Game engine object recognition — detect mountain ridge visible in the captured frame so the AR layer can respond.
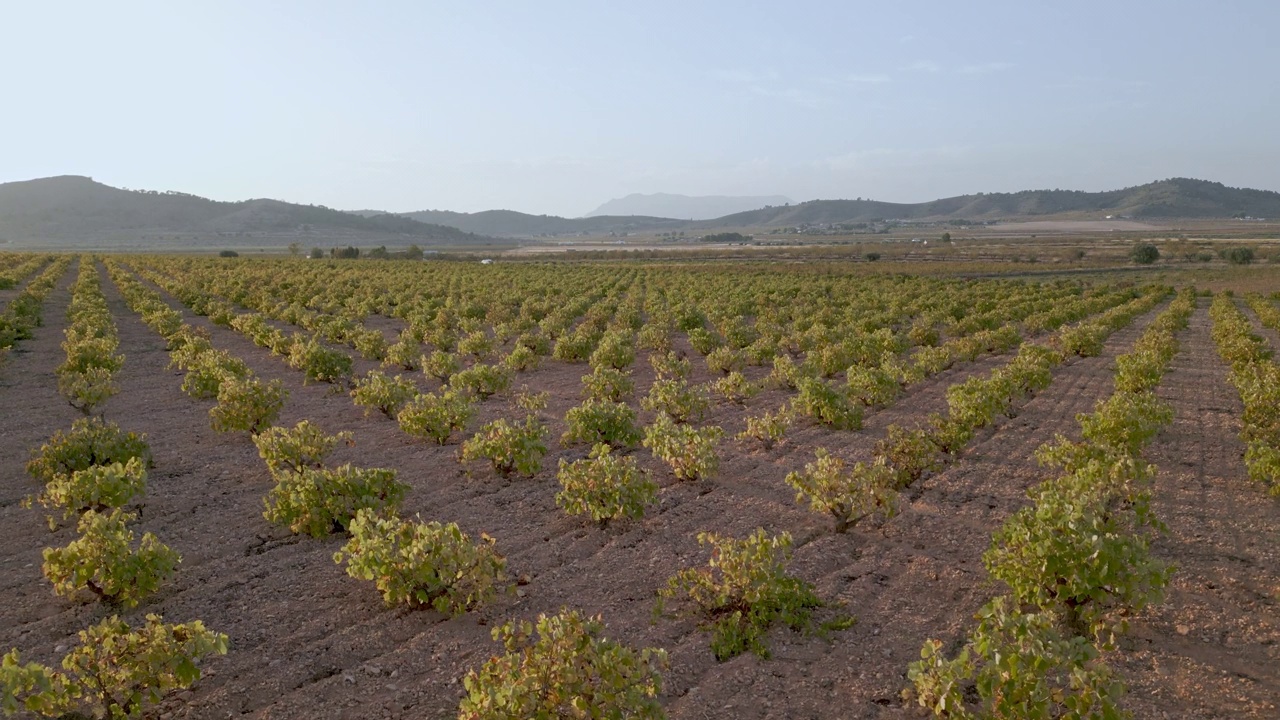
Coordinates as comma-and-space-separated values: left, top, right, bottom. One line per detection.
381, 178, 1280, 237
3, 176, 1278, 247
0, 175, 486, 247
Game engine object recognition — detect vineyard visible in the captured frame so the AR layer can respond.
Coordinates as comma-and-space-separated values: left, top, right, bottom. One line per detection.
1, 253, 1277, 719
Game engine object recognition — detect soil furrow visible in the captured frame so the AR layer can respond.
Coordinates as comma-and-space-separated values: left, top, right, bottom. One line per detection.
1108, 301, 1280, 719
10, 266, 1271, 720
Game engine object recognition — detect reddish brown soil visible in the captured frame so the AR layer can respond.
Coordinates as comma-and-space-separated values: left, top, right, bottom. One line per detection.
1106, 301, 1280, 718
2, 269, 1277, 720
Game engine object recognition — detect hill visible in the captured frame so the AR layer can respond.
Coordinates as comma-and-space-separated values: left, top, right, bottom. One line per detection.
0, 176, 487, 249
703, 178, 1280, 228
583, 193, 792, 220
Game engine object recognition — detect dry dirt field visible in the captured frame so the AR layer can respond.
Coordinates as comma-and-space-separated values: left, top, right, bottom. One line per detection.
1, 257, 1278, 719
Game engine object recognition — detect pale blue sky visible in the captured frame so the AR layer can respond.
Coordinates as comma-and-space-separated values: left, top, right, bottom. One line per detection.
4, 1, 1277, 216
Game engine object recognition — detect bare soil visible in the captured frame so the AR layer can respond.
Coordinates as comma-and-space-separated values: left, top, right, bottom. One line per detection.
988, 220, 1167, 234
1109, 301, 1280, 718
1, 270, 1277, 719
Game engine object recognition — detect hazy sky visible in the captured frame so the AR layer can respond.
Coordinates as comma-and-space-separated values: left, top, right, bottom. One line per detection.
4, 1, 1278, 216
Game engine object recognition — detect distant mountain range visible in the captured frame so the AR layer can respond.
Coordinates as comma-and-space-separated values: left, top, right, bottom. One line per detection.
583, 193, 793, 220
2, 176, 1277, 249
0, 176, 485, 248
375, 179, 1280, 237
373, 194, 795, 238
379, 209, 688, 238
